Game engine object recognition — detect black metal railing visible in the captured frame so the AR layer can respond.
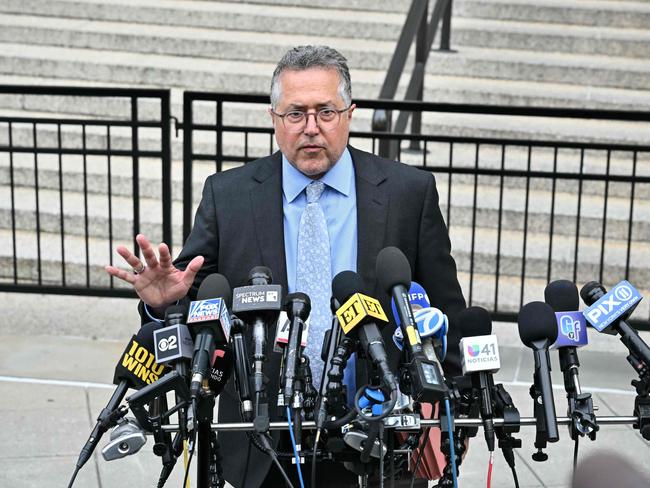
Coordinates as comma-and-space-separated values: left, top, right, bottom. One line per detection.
0, 86, 172, 297
181, 92, 650, 328
373, 0, 454, 160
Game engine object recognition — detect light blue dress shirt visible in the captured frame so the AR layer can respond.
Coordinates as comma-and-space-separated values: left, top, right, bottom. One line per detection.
282, 148, 357, 292
282, 148, 357, 397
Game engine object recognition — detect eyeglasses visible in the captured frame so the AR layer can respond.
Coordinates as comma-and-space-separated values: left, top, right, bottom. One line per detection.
270, 105, 352, 133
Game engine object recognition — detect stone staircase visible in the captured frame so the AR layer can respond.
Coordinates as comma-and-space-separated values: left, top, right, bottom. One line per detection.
0, 0, 649, 320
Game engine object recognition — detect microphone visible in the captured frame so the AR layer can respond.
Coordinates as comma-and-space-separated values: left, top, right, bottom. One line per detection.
517, 302, 560, 444
232, 266, 283, 416
207, 344, 235, 397
230, 316, 254, 421
332, 270, 397, 392
282, 292, 311, 405
187, 273, 232, 399
545, 280, 598, 440
581, 280, 650, 371
154, 304, 194, 379
458, 306, 500, 452
72, 322, 164, 475
376, 246, 447, 401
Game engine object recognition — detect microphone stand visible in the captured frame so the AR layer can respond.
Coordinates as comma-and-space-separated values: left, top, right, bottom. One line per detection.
558, 347, 598, 444
529, 371, 549, 462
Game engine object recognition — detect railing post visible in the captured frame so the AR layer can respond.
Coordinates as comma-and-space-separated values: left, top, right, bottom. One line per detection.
439, 0, 453, 51
182, 92, 193, 244
372, 109, 393, 159
409, 0, 428, 151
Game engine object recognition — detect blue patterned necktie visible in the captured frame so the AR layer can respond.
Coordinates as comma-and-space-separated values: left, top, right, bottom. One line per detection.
296, 180, 331, 386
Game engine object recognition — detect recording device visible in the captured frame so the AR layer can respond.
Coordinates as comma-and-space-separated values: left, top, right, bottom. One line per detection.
376, 246, 447, 401
282, 292, 311, 405
71, 322, 164, 477
332, 270, 397, 392
518, 302, 560, 446
545, 280, 598, 440
232, 266, 283, 417
101, 417, 147, 461
187, 273, 232, 399
458, 306, 500, 452
581, 280, 650, 371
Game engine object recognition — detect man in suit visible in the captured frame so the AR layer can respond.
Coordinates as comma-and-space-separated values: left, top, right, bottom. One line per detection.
106, 45, 466, 487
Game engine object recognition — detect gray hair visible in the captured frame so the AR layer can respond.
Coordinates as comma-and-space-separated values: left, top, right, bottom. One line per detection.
270, 45, 352, 109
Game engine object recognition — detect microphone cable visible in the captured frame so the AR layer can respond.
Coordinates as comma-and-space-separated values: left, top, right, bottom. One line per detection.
182, 399, 198, 488
287, 406, 306, 488
486, 451, 494, 488
409, 425, 431, 488
444, 397, 459, 488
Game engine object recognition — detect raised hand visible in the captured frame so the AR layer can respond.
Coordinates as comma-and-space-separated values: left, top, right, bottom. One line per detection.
105, 234, 204, 309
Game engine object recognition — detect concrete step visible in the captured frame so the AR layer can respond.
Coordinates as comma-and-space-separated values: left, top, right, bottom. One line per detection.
0, 0, 406, 41
221, 0, 411, 13
0, 185, 182, 242
453, 17, 650, 59
455, 0, 650, 29
4, 73, 650, 117
426, 46, 650, 91
0, 13, 396, 71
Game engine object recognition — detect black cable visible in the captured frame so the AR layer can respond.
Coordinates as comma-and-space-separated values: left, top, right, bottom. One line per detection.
66, 466, 80, 488
409, 427, 431, 488
182, 439, 195, 488
510, 464, 520, 488
269, 448, 296, 488
573, 437, 579, 472
311, 429, 320, 488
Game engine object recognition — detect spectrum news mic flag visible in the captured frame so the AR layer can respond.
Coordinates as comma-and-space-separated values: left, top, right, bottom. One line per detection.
70, 322, 166, 485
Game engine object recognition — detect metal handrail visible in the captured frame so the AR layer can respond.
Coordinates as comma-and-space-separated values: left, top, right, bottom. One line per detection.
373, 0, 454, 159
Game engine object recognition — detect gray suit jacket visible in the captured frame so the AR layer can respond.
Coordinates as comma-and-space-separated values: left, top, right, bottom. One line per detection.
174, 145, 466, 487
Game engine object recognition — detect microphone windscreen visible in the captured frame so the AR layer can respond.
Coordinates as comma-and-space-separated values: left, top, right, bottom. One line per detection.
135, 321, 160, 350
284, 292, 311, 320
457, 306, 492, 337
517, 301, 558, 347
248, 266, 273, 285
376, 246, 411, 292
207, 344, 234, 396
332, 270, 365, 303
164, 304, 187, 323
197, 273, 232, 306
580, 281, 606, 306
544, 280, 579, 312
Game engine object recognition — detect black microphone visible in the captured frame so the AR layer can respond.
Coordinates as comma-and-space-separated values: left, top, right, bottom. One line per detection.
187, 273, 232, 399
154, 304, 194, 379
282, 292, 311, 405
376, 246, 447, 401
545, 280, 598, 440
332, 270, 397, 392
518, 301, 560, 443
230, 315, 254, 421
207, 343, 235, 397
231, 266, 283, 416
458, 306, 500, 452
72, 322, 164, 475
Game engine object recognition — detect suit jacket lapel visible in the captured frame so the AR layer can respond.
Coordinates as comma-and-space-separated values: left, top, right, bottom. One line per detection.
351, 147, 389, 291
250, 152, 289, 291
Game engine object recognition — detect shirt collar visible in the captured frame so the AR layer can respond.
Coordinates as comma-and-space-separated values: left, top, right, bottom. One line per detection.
282, 148, 353, 203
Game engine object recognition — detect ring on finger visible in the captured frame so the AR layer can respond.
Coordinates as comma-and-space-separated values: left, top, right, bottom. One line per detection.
132, 263, 146, 274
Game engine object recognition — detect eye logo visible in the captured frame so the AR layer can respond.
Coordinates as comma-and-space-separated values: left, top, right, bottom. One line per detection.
467, 344, 480, 357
